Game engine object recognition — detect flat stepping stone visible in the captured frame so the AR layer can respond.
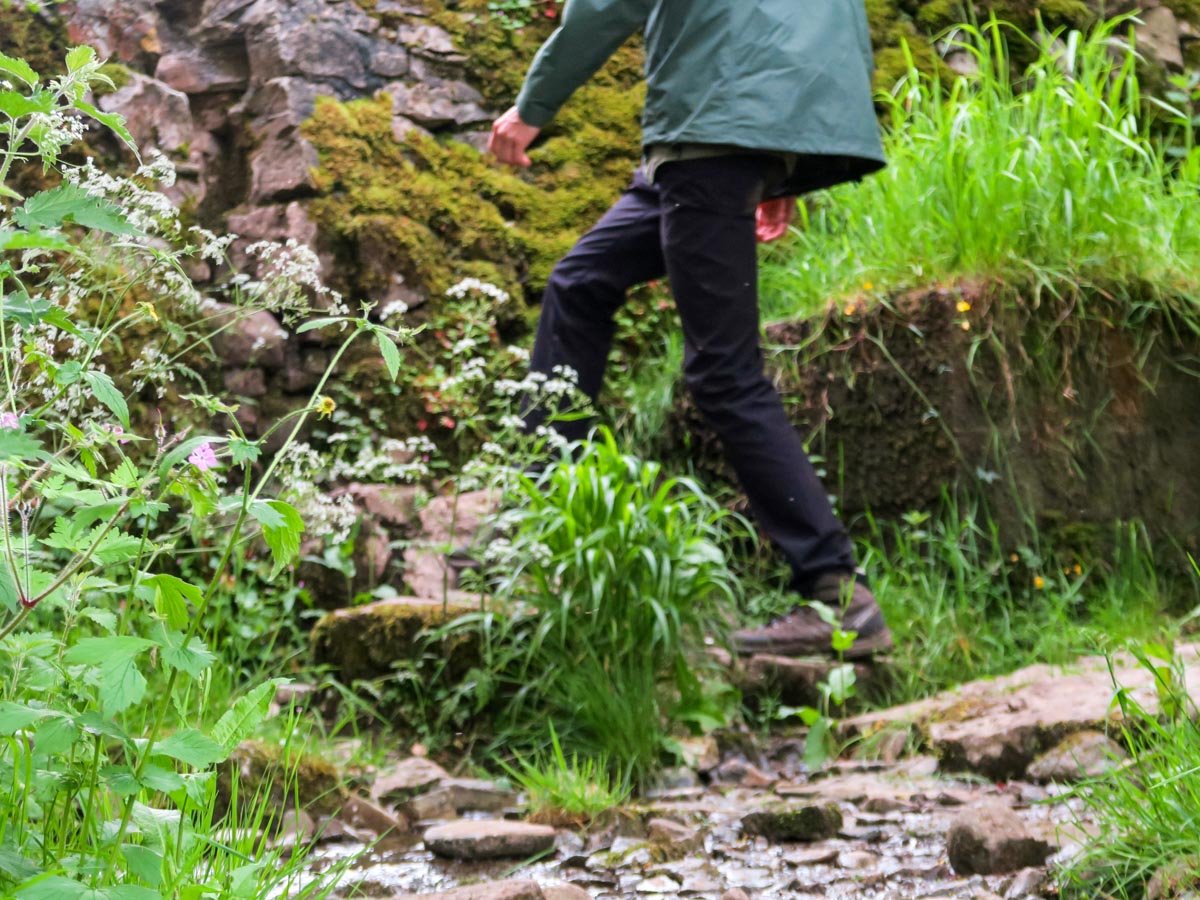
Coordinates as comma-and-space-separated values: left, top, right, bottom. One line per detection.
424, 821, 557, 860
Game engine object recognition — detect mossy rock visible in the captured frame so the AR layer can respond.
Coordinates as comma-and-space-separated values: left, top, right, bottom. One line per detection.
0, 3, 68, 78
310, 594, 484, 682
741, 802, 844, 842
216, 739, 348, 823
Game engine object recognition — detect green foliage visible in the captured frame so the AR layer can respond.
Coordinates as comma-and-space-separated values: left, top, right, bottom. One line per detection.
860, 505, 1185, 704
454, 428, 744, 780
760, 17, 1200, 326
1059, 637, 1200, 898
0, 46, 408, 897
500, 724, 632, 826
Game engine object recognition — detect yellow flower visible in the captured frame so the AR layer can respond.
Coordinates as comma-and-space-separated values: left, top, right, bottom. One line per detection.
140, 302, 159, 322
316, 396, 336, 418
1034, 575, 1045, 590
844, 304, 856, 316
1073, 563, 1083, 575
956, 300, 972, 313
1009, 553, 1019, 563
960, 320, 971, 331
863, 281, 874, 291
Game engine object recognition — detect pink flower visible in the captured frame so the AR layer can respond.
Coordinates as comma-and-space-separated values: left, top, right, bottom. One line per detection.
109, 425, 131, 445
0, 413, 18, 429
188, 442, 218, 471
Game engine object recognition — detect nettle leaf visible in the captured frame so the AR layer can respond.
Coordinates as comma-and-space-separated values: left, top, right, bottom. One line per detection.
143, 574, 203, 630
0, 52, 39, 87
71, 98, 137, 154
14, 184, 137, 236
65, 45, 95, 74
376, 330, 402, 381
0, 847, 41, 882
98, 655, 148, 716
79, 607, 118, 633
63, 636, 153, 666
0, 701, 57, 735
0, 90, 52, 119
0, 229, 70, 253
154, 728, 224, 768
121, 845, 163, 888
32, 715, 80, 758
140, 762, 185, 794
82, 370, 130, 429
251, 500, 305, 579
14, 875, 89, 899
211, 680, 283, 755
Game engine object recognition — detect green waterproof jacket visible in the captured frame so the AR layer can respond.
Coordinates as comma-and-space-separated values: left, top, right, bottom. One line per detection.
516, 0, 886, 195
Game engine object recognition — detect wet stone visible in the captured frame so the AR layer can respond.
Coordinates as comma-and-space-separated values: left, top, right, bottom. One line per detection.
741, 802, 843, 842
395, 879, 544, 900
424, 821, 557, 861
1025, 730, 1128, 783
372, 757, 449, 803
635, 874, 681, 893
946, 800, 1054, 876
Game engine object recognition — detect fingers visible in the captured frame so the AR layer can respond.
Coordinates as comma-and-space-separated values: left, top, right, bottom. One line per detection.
487, 107, 537, 168
756, 198, 796, 243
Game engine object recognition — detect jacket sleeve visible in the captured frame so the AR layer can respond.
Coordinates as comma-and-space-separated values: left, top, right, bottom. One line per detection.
516, 0, 653, 127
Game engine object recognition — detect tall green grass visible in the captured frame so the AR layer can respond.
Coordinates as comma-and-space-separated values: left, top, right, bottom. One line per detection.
760, 16, 1200, 322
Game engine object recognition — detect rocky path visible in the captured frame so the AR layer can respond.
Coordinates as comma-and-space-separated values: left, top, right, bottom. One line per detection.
277, 644, 1200, 899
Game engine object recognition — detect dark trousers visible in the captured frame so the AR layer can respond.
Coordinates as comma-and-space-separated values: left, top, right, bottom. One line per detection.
525, 155, 856, 593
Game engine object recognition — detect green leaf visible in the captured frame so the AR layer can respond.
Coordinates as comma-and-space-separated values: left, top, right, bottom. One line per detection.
295, 316, 343, 334
82, 370, 131, 429
65, 46, 95, 74
98, 655, 147, 716
376, 330, 402, 381
211, 680, 283, 755
93, 530, 144, 566
32, 716, 79, 758
121, 845, 163, 888
229, 438, 261, 467
79, 607, 118, 633
63, 636, 154, 666
154, 728, 224, 768
0, 230, 70, 253
0, 701, 56, 735
102, 764, 142, 797
71, 98, 137, 153
155, 626, 216, 678
143, 574, 203, 631
14, 184, 137, 236
0, 52, 39, 87
252, 500, 305, 579
0, 90, 52, 119
0, 428, 43, 461
140, 762, 185, 794
803, 716, 832, 772
15, 875, 88, 899
0, 848, 41, 882
100, 886, 162, 900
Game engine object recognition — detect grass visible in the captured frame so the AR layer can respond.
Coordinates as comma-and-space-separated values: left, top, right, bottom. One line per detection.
1060, 638, 1200, 898
758, 16, 1200, 324
453, 427, 745, 780
860, 505, 1190, 705
499, 725, 633, 827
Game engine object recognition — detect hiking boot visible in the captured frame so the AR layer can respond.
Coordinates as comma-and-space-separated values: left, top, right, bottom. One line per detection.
732, 572, 893, 659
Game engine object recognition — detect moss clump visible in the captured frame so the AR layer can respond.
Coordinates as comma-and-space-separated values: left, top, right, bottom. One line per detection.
0, 2, 67, 77
304, 0, 643, 304
741, 802, 844, 841
216, 739, 348, 821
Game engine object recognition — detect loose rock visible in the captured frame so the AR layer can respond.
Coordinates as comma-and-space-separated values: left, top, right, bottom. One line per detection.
372, 757, 449, 803
424, 821, 558, 861
740, 802, 843, 842
946, 800, 1054, 875
1025, 730, 1128, 783
395, 880, 545, 900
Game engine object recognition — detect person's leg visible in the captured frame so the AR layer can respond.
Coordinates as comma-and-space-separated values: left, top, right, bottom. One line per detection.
525, 169, 667, 441
654, 155, 890, 657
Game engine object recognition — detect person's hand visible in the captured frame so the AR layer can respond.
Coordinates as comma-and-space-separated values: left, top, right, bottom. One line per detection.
488, 106, 541, 168
756, 196, 796, 243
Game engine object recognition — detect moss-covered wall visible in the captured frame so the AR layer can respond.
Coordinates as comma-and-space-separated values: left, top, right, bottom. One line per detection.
305, 0, 644, 306
0, 2, 67, 77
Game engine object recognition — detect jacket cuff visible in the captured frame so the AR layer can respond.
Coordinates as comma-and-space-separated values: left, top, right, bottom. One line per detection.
516, 93, 558, 129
